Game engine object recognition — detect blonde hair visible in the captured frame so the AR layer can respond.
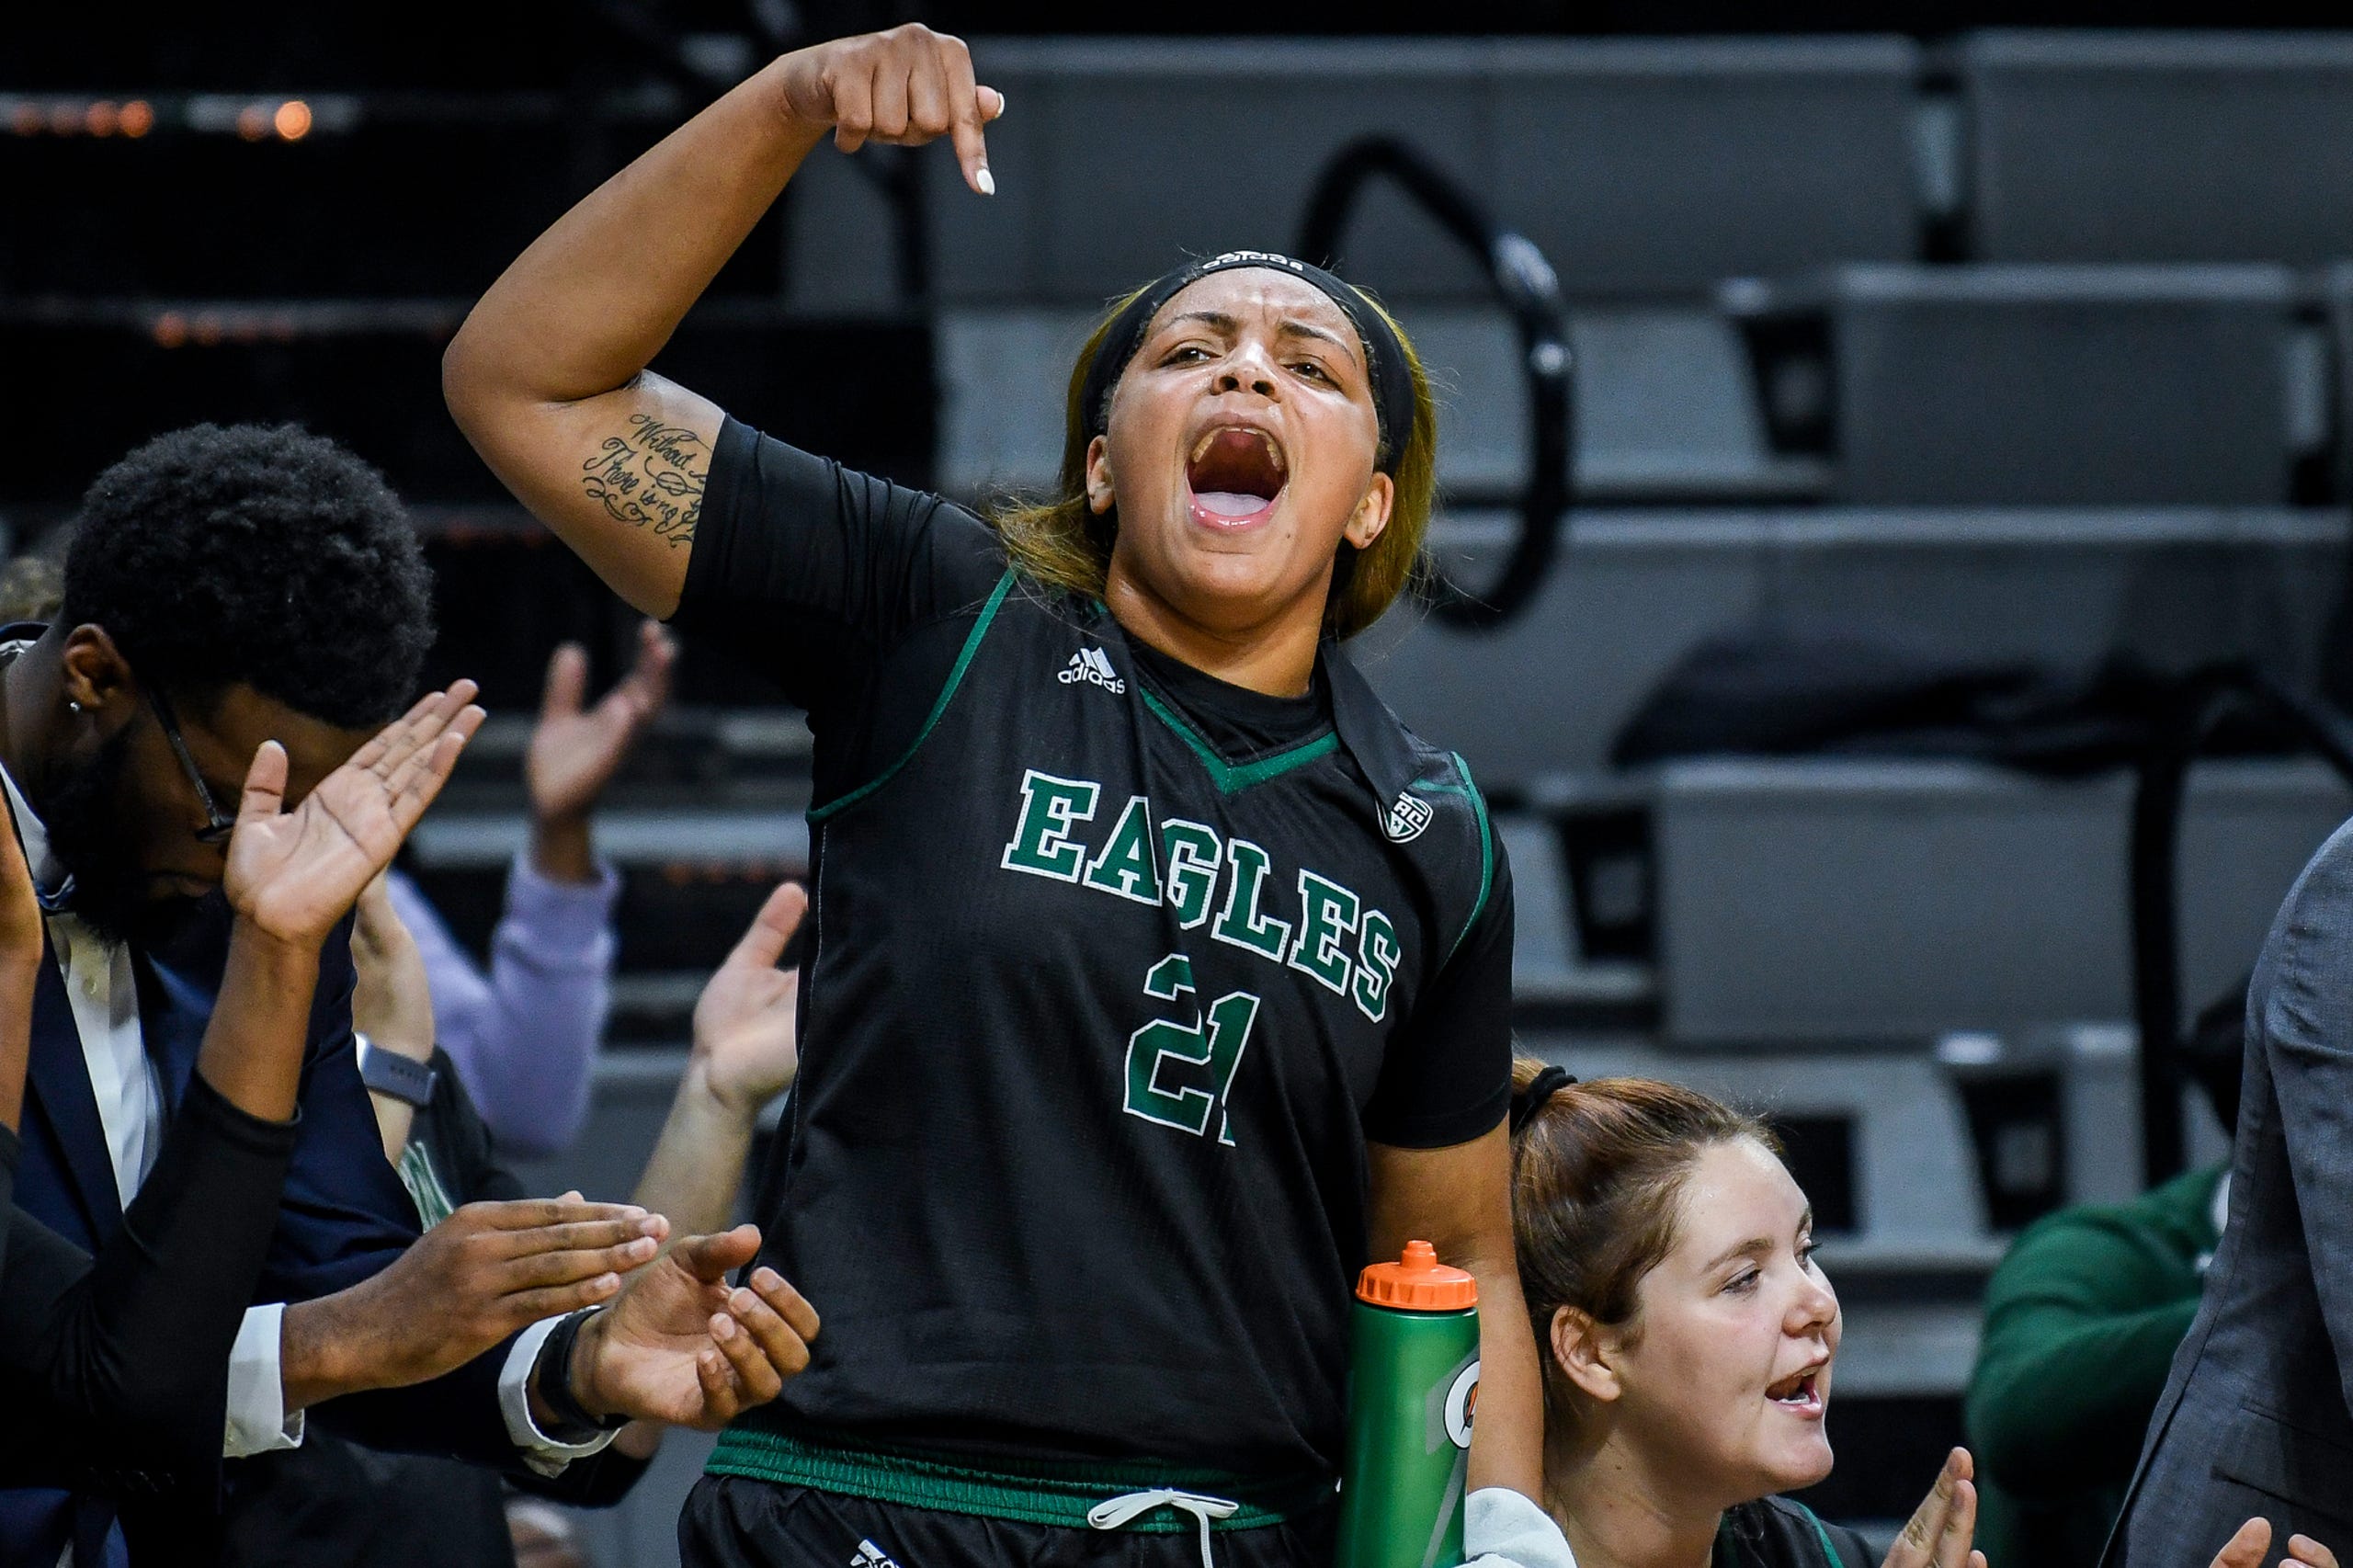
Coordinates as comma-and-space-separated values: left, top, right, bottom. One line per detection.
990, 283, 1437, 642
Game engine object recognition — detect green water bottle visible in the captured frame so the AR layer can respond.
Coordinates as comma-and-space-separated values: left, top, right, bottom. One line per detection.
1335, 1239, 1481, 1568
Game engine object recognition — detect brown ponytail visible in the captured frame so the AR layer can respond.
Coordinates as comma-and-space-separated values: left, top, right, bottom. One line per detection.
1507, 1060, 1780, 1420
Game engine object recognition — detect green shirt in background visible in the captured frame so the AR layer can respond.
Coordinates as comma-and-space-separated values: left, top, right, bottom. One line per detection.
1965, 1163, 2226, 1568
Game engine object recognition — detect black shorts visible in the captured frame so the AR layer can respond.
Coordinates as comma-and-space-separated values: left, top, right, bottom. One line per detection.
679, 1475, 1337, 1568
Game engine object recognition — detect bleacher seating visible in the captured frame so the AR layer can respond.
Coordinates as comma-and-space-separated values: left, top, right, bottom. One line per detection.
1729, 263, 2308, 506
1649, 756, 2350, 1046
903, 37, 1922, 302
1359, 506, 2347, 785
1960, 31, 2353, 264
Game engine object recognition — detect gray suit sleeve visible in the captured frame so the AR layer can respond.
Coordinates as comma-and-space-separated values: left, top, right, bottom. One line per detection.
2256, 826, 2353, 1418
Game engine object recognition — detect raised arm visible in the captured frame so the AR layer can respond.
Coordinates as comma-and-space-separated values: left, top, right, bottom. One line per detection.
633, 881, 805, 1235
442, 25, 1001, 618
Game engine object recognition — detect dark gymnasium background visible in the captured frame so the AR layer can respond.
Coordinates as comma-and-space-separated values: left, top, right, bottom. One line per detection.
13, 2, 2353, 1562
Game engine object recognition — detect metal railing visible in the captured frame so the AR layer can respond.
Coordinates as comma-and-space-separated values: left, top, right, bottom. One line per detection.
1297, 136, 1572, 631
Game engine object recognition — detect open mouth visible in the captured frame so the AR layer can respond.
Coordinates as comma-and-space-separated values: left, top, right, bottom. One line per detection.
1765, 1367, 1826, 1415
1186, 425, 1288, 529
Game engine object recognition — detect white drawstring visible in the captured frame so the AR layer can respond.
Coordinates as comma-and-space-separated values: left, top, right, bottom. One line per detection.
1086, 1488, 1240, 1568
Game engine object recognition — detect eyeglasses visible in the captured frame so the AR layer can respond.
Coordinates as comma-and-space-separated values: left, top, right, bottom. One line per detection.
145, 687, 237, 846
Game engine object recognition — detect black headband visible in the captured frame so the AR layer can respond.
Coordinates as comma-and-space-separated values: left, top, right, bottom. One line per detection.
1078, 250, 1416, 476
1509, 1065, 1579, 1137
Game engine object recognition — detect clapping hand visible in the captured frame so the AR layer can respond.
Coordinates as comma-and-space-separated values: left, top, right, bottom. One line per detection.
527, 621, 673, 828
283, 1196, 672, 1413
690, 882, 806, 1117
566, 1224, 818, 1430
1884, 1449, 1984, 1568
226, 683, 484, 949
625, 882, 806, 1248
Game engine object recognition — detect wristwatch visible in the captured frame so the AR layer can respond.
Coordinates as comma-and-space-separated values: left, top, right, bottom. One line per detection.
539, 1306, 632, 1439
355, 1032, 438, 1108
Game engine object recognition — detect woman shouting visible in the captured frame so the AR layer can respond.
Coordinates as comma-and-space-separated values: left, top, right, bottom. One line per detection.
446, 25, 1540, 1567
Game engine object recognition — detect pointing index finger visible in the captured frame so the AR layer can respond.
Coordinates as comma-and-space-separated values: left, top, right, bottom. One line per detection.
938, 35, 995, 196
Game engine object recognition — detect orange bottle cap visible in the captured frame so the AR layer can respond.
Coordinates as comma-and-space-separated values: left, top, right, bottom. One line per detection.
1356, 1240, 1478, 1311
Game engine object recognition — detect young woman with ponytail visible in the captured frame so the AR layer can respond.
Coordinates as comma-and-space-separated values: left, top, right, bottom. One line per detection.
1505, 1063, 2333, 1568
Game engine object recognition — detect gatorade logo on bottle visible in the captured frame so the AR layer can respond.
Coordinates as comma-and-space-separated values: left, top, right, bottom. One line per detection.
1444, 1361, 1480, 1450
1338, 1241, 1481, 1568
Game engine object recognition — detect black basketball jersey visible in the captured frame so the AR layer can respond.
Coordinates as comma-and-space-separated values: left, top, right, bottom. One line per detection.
673, 419, 1515, 1485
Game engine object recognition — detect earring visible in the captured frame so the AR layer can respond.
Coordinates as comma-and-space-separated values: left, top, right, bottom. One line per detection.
66, 700, 81, 714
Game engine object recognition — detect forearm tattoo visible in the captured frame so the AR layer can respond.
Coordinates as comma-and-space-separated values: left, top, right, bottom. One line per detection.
581, 414, 707, 548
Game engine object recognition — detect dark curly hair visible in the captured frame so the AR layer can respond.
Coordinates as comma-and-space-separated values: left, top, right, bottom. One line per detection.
61, 424, 434, 727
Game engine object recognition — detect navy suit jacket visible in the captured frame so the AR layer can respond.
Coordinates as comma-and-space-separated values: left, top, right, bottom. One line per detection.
1, 893, 523, 1561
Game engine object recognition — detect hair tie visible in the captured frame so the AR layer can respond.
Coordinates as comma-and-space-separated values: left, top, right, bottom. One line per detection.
1077, 249, 1416, 476
1509, 1064, 1577, 1137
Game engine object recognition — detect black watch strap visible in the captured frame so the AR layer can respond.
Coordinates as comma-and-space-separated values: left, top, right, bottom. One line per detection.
539, 1307, 631, 1440
356, 1036, 438, 1108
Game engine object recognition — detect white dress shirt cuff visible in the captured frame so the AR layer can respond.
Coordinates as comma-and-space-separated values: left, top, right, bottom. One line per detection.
500, 1315, 620, 1477
223, 1303, 305, 1457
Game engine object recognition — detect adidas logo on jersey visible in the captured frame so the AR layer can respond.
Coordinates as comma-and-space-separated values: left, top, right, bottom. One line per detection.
1057, 646, 1126, 693
850, 1540, 902, 1568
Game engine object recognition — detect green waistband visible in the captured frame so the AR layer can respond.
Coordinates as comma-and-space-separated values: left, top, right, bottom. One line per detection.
705, 1424, 1331, 1533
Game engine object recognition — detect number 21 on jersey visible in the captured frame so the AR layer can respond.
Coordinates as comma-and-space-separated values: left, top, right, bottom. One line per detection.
1124, 952, 1258, 1148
